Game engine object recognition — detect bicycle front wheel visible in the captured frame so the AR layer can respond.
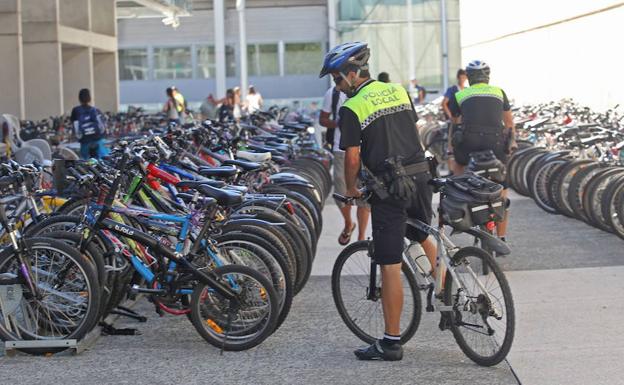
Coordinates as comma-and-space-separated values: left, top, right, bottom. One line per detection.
331, 240, 421, 345
190, 265, 279, 351
444, 246, 515, 366
0, 238, 101, 353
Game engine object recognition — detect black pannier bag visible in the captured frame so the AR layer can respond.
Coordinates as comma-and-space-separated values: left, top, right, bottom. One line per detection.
467, 150, 507, 184
440, 172, 505, 231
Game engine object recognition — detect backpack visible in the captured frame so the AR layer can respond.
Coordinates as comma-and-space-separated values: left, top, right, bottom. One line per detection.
76, 106, 102, 143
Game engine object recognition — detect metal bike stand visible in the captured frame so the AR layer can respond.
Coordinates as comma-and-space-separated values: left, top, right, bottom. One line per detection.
2, 296, 144, 357
4, 340, 78, 357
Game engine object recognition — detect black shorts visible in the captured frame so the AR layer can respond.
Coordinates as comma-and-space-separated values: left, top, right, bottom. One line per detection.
454, 131, 509, 166
370, 180, 433, 265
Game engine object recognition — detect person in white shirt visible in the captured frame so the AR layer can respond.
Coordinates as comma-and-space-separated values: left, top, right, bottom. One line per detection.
246, 85, 264, 113
320, 80, 370, 245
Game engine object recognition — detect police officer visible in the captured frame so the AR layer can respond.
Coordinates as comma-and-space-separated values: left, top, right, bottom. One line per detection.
320, 42, 437, 361
447, 60, 516, 240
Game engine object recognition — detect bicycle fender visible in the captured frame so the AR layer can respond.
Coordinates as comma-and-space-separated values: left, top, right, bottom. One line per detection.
223, 218, 285, 228
464, 227, 511, 255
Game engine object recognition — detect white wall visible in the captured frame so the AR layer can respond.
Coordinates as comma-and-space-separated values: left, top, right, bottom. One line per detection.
461, 0, 624, 110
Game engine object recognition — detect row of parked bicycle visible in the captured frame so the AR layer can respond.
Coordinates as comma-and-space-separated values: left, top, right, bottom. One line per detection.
417, 98, 624, 239
0, 108, 330, 354
508, 101, 624, 238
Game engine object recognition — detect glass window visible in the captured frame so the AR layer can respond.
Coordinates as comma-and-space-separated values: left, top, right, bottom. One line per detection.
196, 45, 236, 78
196, 45, 216, 78
153, 46, 192, 80
247, 44, 279, 76
118, 48, 148, 81
284, 43, 323, 75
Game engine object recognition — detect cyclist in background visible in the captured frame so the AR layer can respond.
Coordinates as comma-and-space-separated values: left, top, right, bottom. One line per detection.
447, 60, 517, 241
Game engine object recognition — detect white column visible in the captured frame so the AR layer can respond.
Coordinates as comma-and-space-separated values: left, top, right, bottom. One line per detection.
213, 0, 226, 98
406, 0, 415, 83
327, 0, 337, 48
440, 0, 449, 91
237, 0, 247, 99
278, 40, 285, 77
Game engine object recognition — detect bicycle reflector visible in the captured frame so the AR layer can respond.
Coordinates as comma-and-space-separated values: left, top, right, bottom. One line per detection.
486, 221, 496, 232
284, 201, 295, 215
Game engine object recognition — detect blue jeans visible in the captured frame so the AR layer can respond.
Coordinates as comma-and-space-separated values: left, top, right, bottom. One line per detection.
80, 139, 109, 159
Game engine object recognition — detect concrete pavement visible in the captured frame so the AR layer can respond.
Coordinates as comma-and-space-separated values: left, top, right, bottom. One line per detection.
1, 190, 623, 384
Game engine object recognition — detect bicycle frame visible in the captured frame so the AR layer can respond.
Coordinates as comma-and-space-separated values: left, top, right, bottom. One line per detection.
402, 217, 501, 317
83, 201, 236, 300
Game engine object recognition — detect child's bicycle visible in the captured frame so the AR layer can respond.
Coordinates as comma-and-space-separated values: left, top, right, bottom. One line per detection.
331, 179, 515, 367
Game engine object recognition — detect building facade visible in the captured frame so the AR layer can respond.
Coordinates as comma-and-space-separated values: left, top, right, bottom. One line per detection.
0, 0, 118, 120
117, 0, 329, 108
117, 0, 461, 108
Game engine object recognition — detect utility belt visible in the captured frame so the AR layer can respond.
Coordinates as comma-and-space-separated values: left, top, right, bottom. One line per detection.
452, 124, 510, 151
362, 157, 431, 201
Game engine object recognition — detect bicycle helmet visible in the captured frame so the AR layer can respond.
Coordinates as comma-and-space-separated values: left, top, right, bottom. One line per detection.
319, 42, 370, 78
466, 60, 490, 84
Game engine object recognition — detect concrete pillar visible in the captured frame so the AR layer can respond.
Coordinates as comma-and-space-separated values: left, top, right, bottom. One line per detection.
0, 0, 25, 118
62, 46, 93, 114
93, 51, 119, 112
91, 0, 116, 36
327, 0, 336, 48
23, 42, 63, 119
237, 0, 248, 99
213, 0, 226, 98
22, 0, 63, 119
59, 0, 90, 30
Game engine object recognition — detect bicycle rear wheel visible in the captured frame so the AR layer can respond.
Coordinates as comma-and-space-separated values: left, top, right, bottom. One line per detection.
444, 246, 515, 367
331, 240, 421, 344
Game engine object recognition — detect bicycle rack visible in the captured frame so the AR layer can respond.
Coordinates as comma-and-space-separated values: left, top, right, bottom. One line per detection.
1, 288, 144, 357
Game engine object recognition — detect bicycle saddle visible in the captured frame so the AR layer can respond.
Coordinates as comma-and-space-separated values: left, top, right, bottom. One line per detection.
222, 159, 262, 171
198, 166, 239, 178
236, 150, 271, 163
176, 179, 226, 189
195, 184, 243, 207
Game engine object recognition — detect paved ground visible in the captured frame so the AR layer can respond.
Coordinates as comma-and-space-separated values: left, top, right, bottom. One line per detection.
1, 190, 623, 384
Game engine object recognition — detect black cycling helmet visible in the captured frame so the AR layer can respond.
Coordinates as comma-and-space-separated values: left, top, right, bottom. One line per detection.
466, 60, 490, 84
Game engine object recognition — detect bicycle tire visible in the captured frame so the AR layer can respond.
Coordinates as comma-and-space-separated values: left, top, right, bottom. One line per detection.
331, 240, 422, 345
444, 246, 515, 367
0, 238, 101, 353
583, 168, 624, 231
189, 264, 279, 351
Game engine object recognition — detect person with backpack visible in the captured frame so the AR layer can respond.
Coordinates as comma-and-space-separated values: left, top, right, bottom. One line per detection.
70, 88, 108, 160
163, 86, 186, 123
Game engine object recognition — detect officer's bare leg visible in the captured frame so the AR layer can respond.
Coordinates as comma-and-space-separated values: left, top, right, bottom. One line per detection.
421, 236, 445, 286
381, 263, 403, 336
497, 189, 509, 238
